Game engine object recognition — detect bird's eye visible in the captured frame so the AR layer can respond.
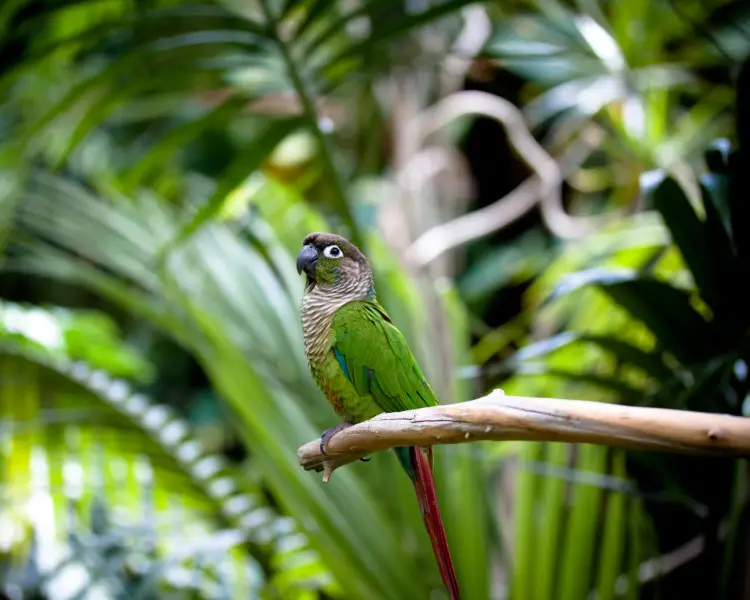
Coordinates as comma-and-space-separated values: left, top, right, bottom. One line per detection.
323, 245, 342, 259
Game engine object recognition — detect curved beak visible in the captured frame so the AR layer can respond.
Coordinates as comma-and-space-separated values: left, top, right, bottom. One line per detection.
296, 244, 318, 277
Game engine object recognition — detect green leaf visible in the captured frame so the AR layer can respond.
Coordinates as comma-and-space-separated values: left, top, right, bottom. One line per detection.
600, 278, 721, 364
595, 451, 628, 600
599, 277, 719, 365
17, 51, 232, 156
163, 115, 306, 251
552, 268, 718, 365
648, 174, 727, 313
0, 342, 324, 596
508, 331, 675, 390
533, 442, 569, 600
360, 0, 471, 47
547, 267, 637, 303
701, 172, 733, 243
0, 169, 22, 254
319, 0, 473, 80
700, 176, 743, 323
458, 231, 552, 301
121, 95, 249, 191
671, 357, 735, 412
511, 441, 545, 600
516, 365, 648, 403
579, 335, 676, 381
286, 0, 334, 39
9, 173, 445, 600
624, 500, 646, 600
558, 444, 608, 600
512, 331, 579, 363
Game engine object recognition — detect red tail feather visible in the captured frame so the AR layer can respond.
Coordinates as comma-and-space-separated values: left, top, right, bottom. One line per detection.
409, 446, 461, 600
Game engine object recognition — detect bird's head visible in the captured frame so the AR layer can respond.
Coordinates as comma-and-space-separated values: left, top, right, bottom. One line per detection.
296, 232, 372, 294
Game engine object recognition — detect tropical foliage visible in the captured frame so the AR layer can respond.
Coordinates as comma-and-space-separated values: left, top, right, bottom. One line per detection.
0, 0, 748, 599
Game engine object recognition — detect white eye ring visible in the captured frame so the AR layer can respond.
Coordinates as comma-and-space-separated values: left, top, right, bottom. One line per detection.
323, 245, 343, 259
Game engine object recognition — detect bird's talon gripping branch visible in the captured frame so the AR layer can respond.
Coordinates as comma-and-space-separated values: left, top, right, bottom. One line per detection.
319, 421, 354, 456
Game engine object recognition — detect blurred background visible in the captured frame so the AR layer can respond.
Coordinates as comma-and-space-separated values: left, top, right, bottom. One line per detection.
0, 0, 749, 598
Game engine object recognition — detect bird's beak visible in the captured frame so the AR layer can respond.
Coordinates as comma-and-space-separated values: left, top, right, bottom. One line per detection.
296, 244, 318, 277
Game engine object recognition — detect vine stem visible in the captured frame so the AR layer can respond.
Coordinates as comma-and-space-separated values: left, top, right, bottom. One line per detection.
259, 0, 362, 247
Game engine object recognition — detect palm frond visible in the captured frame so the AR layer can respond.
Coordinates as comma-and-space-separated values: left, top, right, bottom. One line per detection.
6, 172, 461, 599
0, 300, 331, 598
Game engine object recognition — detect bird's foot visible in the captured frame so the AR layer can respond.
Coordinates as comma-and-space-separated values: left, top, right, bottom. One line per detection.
320, 422, 354, 456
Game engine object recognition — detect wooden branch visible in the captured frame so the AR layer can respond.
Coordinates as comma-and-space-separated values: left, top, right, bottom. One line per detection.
298, 390, 750, 482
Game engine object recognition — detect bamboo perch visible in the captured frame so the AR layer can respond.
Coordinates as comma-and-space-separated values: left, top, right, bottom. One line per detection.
298, 390, 750, 482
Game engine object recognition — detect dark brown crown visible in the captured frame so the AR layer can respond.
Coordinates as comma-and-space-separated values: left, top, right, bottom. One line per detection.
302, 232, 368, 265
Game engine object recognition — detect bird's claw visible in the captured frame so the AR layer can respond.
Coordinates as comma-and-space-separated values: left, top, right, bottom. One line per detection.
319, 422, 354, 456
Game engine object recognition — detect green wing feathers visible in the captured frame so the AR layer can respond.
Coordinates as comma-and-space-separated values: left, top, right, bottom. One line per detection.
330, 300, 461, 599
331, 301, 438, 413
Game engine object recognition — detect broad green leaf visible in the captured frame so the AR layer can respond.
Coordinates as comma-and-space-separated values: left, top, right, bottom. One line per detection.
532, 442, 568, 600
547, 267, 638, 303
558, 444, 608, 600
510, 441, 544, 600
19, 46, 238, 155
512, 330, 676, 383
579, 335, 675, 382
348, 0, 472, 49
458, 230, 552, 301
671, 356, 735, 412
551, 268, 717, 365
164, 115, 306, 250
625, 500, 647, 600
595, 451, 628, 600
514, 364, 648, 403
0, 340, 325, 597
122, 96, 249, 191
699, 176, 743, 325
8, 173, 451, 600
0, 169, 22, 254
598, 277, 719, 365
286, 0, 337, 40
511, 331, 579, 363
701, 172, 733, 243
648, 174, 728, 314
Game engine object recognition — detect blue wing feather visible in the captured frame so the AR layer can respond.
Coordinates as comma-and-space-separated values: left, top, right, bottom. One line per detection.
333, 347, 351, 381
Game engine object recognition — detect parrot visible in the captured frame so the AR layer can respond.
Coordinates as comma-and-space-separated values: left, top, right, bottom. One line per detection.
296, 231, 460, 600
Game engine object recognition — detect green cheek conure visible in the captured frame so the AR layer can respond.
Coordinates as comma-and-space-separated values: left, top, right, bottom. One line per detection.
296, 232, 460, 600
